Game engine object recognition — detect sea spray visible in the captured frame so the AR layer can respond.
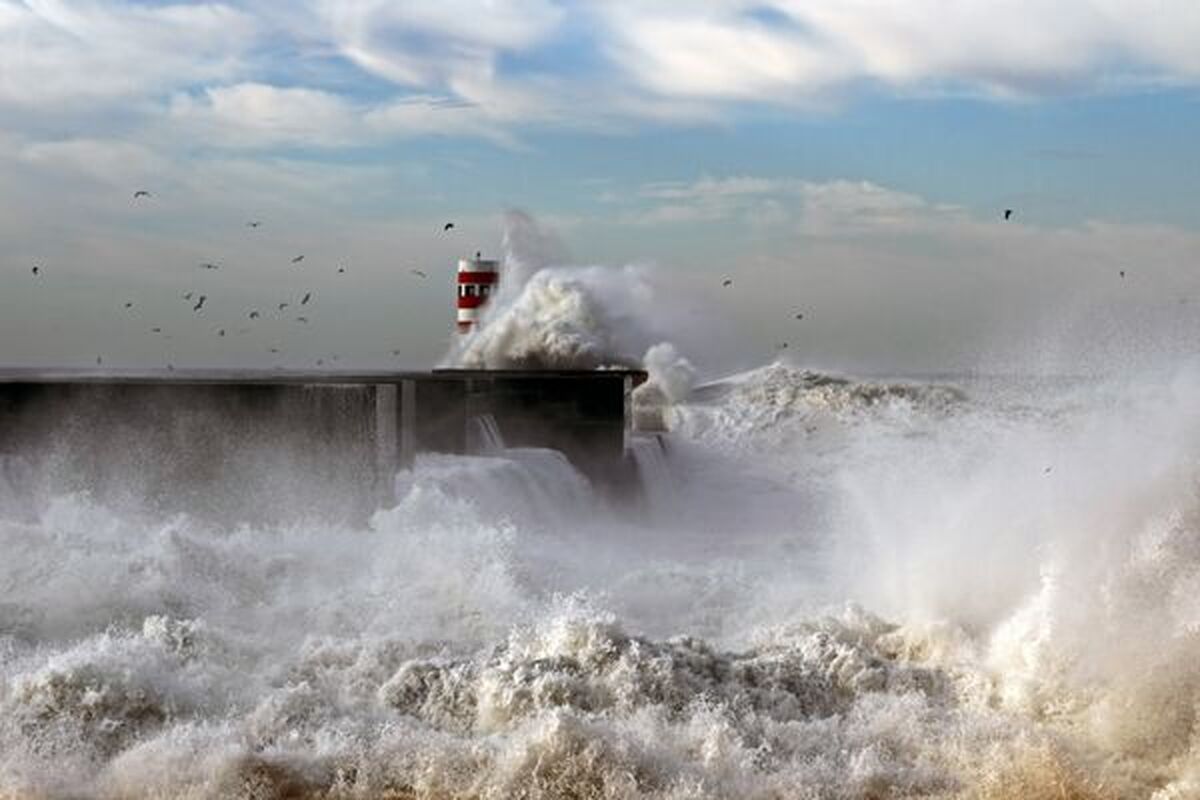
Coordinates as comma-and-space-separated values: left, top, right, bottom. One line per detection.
7, 353, 1200, 794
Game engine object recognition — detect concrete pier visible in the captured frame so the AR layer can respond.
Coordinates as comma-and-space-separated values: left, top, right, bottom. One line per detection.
0, 369, 645, 521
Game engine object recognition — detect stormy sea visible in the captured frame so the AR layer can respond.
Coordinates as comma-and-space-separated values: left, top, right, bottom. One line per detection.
3, 357, 1200, 798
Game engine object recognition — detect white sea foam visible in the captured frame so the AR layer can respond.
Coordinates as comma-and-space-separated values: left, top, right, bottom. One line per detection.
4, 363, 1200, 797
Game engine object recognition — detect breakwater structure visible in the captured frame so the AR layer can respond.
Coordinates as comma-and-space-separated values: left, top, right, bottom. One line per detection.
0, 368, 648, 522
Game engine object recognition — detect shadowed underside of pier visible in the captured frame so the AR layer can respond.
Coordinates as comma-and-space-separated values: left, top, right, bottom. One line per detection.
0, 370, 645, 523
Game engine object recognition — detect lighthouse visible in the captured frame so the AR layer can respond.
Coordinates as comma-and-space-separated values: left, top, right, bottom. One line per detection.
456, 253, 499, 333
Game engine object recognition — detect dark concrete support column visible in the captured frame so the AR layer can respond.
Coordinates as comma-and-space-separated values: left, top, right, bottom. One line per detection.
399, 379, 416, 469
374, 383, 398, 506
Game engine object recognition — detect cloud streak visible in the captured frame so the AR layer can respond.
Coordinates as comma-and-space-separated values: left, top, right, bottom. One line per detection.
4, 0, 1200, 147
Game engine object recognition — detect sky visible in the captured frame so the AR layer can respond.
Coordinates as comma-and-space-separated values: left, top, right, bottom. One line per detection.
2, 0, 1199, 375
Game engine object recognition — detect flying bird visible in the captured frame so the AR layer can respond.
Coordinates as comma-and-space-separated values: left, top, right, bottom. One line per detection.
218, 328, 226, 337
278, 302, 289, 311
151, 327, 163, 334
296, 316, 309, 323
133, 190, 151, 199
443, 222, 455, 232
1119, 270, 1126, 278
337, 267, 346, 274
248, 310, 260, 320
31, 266, 40, 276
1003, 209, 1013, 220
124, 302, 133, 309
269, 348, 280, 354
301, 292, 311, 305
246, 221, 261, 228
200, 262, 219, 270
183, 292, 193, 300
795, 313, 804, 320
410, 269, 427, 278
193, 295, 206, 312
291, 255, 305, 264
722, 278, 733, 287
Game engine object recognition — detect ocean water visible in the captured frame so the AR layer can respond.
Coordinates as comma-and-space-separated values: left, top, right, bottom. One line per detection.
3, 362, 1200, 798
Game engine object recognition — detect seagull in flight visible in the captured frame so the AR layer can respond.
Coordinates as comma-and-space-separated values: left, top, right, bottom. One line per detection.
124, 302, 133, 309
291, 255, 305, 264
31, 266, 40, 276
722, 278, 733, 287
248, 310, 260, 320
193, 295, 206, 312
337, 267, 346, 274
1003, 209, 1013, 220
795, 312, 804, 320
442, 222, 454, 232
301, 292, 311, 305
133, 190, 151, 199
411, 269, 427, 278
278, 302, 289, 311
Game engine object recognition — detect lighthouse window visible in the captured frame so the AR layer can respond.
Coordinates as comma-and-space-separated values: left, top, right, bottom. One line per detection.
464, 285, 477, 297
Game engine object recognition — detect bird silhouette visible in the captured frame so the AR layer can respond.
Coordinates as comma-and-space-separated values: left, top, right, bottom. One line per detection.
411, 269, 427, 278
337, 267, 345, 274
183, 292, 193, 300
291, 255, 304, 264
193, 295, 206, 312
31, 266, 40, 276
1004, 209, 1013, 220
151, 327, 163, 334
247, 221, 261, 228
443, 222, 455, 232
269, 348, 280, 354
200, 262, 219, 270
722, 278, 733, 287
218, 329, 226, 337
248, 310, 260, 320
124, 302, 133, 309
795, 313, 804, 320
296, 316, 309, 323
301, 292, 311, 305
278, 302, 289, 311
1120, 270, 1126, 278
133, 190, 151, 199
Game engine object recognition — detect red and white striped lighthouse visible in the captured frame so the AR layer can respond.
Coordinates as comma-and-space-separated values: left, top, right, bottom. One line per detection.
456, 253, 499, 333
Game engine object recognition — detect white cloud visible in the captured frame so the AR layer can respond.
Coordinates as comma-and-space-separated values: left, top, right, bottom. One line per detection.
5, 1, 1200, 146
169, 83, 358, 148
599, 1, 1200, 102
0, 0, 257, 108
630, 175, 962, 232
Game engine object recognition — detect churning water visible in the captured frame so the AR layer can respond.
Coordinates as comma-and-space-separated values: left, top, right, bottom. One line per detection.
4, 360, 1200, 798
